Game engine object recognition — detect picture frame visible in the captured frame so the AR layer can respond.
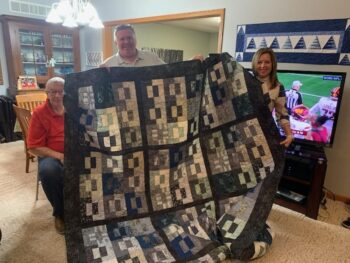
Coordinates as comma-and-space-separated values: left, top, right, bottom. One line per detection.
86, 51, 103, 67
17, 76, 38, 90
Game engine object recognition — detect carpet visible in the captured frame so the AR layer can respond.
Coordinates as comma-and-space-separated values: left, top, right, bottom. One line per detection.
0, 141, 350, 262
63, 53, 285, 262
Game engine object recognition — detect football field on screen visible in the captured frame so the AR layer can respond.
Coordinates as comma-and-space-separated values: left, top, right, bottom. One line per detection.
278, 73, 341, 108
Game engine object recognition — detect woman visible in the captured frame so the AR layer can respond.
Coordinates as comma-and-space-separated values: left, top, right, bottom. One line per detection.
247, 49, 294, 260
252, 48, 294, 148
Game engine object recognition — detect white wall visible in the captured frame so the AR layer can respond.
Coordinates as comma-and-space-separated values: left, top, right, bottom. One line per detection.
133, 23, 214, 60
209, 32, 219, 53
90, 0, 350, 198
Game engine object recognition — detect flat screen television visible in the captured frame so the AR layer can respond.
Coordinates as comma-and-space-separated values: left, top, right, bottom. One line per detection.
275, 70, 346, 148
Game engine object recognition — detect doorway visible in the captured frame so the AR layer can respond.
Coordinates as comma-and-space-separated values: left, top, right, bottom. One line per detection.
102, 9, 225, 61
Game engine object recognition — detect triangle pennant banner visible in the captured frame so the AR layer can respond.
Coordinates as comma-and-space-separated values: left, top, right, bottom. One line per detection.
294, 37, 306, 49
323, 36, 337, 49
282, 36, 293, 49
247, 38, 256, 49
309, 36, 321, 49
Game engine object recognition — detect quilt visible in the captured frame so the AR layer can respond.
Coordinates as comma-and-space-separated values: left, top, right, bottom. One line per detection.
64, 53, 285, 262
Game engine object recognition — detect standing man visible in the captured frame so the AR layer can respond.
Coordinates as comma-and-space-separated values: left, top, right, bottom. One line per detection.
27, 77, 65, 234
101, 24, 165, 67
285, 80, 303, 115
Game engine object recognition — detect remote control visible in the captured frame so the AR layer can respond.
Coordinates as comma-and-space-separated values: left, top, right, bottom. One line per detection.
277, 189, 306, 202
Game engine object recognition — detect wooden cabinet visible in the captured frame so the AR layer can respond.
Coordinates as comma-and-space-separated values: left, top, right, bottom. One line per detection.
1, 15, 80, 96
275, 144, 327, 219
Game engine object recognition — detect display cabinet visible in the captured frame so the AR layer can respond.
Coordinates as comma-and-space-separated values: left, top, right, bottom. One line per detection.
1, 15, 80, 96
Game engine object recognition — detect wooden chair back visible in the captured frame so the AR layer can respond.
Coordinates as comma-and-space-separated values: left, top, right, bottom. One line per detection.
13, 104, 34, 173
16, 93, 47, 113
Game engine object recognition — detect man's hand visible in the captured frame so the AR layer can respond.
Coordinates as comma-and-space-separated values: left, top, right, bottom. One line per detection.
190, 54, 204, 62
57, 152, 64, 164
99, 63, 111, 73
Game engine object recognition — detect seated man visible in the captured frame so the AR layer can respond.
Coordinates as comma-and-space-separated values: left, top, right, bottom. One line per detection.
27, 77, 65, 234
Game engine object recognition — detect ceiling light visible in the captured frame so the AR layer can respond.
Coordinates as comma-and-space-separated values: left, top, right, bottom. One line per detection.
46, 0, 104, 29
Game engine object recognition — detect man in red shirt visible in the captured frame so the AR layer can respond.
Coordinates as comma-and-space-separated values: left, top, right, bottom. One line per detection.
27, 77, 65, 234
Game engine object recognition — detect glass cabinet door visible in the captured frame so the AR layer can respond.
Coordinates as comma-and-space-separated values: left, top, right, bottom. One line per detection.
19, 29, 48, 77
51, 33, 75, 76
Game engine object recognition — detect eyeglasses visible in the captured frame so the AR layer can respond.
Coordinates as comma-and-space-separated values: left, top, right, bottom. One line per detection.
47, 90, 64, 95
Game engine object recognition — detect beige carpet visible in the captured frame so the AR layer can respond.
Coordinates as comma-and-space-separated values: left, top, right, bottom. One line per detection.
0, 140, 349, 263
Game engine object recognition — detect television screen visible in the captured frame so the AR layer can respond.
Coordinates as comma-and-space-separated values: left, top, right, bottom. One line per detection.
275, 70, 346, 147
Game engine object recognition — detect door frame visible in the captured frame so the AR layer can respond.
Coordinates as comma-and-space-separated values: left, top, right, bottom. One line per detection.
102, 9, 225, 60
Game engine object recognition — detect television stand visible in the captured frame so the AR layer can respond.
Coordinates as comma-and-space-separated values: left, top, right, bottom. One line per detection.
275, 143, 327, 219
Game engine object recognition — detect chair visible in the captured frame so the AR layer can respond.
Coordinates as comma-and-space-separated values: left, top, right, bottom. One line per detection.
14, 92, 47, 173
15, 92, 47, 113
12, 105, 34, 172
15, 93, 47, 201
13, 105, 41, 201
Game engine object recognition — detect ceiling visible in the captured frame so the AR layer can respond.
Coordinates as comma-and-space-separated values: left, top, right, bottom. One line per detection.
159, 17, 220, 33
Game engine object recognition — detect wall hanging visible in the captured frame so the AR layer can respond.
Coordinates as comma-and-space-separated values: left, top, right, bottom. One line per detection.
235, 19, 350, 65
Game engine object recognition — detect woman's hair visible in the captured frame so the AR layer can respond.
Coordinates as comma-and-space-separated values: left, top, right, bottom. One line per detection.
252, 48, 279, 88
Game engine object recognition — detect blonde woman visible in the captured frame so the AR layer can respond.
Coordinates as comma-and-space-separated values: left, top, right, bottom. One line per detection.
252, 48, 293, 148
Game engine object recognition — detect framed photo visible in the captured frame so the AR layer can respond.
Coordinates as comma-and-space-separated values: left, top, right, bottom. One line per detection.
17, 76, 38, 90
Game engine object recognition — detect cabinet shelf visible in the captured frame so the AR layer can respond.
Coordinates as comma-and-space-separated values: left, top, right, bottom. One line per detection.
281, 175, 311, 186
275, 197, 307, 214
20, 43, 45, 48
52, 46, 73, 49
22, 61, 47, 64
55, 62, 74, 65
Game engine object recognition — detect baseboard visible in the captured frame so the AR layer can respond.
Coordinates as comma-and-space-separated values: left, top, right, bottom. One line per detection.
325, 191, 350, 204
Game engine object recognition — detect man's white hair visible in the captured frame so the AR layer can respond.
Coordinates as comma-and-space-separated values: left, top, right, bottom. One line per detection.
45, 77, 65, 90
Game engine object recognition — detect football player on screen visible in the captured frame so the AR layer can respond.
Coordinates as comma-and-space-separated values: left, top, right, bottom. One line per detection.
305, 115, 329, 143
289, 104, 310, 140
309, 87, 340, 141
285, 80, 303, 115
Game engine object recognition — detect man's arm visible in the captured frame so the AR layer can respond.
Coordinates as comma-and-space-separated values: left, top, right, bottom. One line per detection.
29, 147, 64, 163
297, 92, 303, 105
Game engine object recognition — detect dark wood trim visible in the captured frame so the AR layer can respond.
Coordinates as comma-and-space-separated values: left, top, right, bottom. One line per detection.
306, 160, 327, 219
0, 14, 47, 25
274, 197, 307, 215
102, 9, 225, 60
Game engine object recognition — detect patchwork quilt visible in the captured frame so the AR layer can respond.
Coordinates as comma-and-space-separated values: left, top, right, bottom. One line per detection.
64, 53, 285, 262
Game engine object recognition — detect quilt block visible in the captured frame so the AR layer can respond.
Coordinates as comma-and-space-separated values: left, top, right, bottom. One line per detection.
64, 53, 285, 262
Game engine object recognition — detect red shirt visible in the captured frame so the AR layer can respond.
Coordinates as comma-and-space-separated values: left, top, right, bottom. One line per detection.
27, 99, 64, 153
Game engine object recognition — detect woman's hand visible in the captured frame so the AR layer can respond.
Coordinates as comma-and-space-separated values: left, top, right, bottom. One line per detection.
280, 135, 293, 148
